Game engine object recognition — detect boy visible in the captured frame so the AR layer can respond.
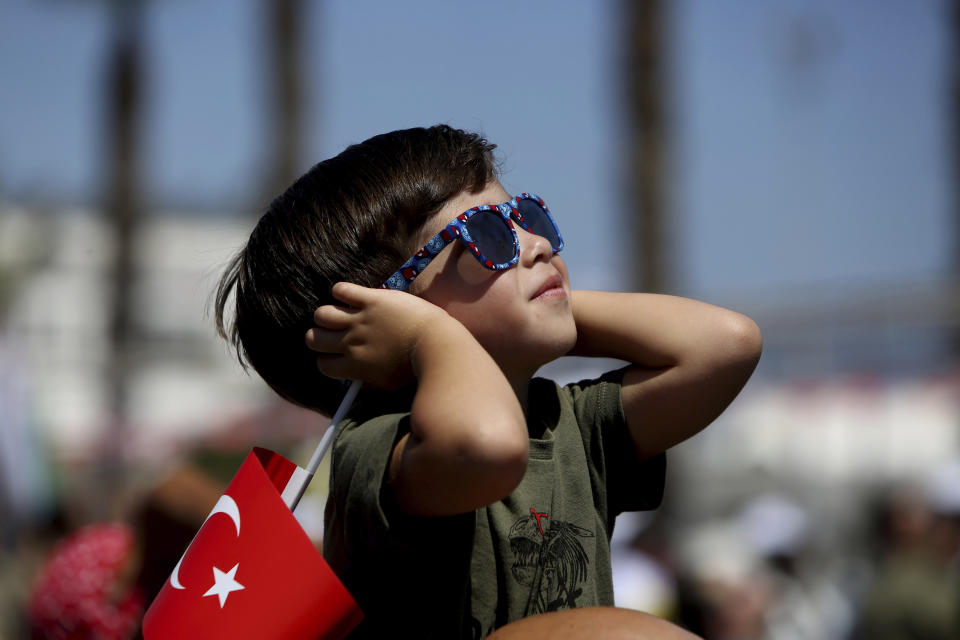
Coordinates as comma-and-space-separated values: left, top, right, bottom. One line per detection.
215, 125, 761, 638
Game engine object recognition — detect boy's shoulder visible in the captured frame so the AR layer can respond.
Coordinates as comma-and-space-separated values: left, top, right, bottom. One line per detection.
334, 408, 408, 454
533, 366, 630, 415
525, 368, 631, 438
329, 399, 412, 494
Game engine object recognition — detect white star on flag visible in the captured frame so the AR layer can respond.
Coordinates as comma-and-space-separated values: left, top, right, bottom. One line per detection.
203, 563, 245, 608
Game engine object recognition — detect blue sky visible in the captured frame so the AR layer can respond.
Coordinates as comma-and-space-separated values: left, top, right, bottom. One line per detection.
0, 0, 953, 298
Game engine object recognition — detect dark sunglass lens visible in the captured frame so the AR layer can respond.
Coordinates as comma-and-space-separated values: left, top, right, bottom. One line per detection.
517, 199, 561, 249
465, 210, 516, 264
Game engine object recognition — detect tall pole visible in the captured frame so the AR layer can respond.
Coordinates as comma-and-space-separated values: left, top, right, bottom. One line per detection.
264, 0, 304, 205
625, 0, 669, 294
102, 0, 144, 506
953, 0, 960, 356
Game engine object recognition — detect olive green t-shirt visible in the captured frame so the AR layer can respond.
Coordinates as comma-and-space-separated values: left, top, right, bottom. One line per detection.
323, 369, 666, 639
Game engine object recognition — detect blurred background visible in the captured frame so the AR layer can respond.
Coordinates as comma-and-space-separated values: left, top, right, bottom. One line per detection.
1, 0, 958, 638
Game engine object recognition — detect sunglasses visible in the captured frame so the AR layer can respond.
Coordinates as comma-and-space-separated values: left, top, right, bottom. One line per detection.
381, 193, 563, 291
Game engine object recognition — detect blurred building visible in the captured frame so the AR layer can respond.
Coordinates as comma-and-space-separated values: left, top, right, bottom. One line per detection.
1, 198, 958, 639
0, 202, 269, 464
3, 199, 958, 477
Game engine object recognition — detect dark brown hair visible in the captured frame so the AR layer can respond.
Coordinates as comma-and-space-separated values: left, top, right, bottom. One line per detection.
214, 125, 498, 415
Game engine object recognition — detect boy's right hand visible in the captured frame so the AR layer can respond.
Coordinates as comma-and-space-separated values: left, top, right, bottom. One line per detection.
304, 281, 450, 389
310, 284, 528, 518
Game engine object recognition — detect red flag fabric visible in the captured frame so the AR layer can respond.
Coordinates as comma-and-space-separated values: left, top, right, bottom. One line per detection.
143, 448, 362, 639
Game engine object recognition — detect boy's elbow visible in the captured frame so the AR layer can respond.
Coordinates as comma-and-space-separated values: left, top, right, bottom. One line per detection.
497, 435, 529, 495
722, 312, 763, 371
466, 419, 529, 500
393, 417, 528, 516
480, 451, 528, 505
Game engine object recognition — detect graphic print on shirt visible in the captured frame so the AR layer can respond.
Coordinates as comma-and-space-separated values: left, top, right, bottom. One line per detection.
509, 507, 594, 615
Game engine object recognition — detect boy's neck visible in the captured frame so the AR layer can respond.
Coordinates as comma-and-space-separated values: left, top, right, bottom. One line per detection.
505, 368, 563, 441
505, 370, 535, 419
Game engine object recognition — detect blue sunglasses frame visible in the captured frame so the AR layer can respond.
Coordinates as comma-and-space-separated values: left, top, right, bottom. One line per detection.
381, 193, 563, 291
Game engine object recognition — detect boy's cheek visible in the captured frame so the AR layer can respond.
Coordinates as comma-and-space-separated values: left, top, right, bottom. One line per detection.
416, 256, 500, 306
451, 248, 501, 287
552, 255, 572, 288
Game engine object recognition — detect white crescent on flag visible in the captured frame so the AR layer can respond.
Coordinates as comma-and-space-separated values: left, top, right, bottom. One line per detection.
143, 448, 364, 639
170, 495, 241, 590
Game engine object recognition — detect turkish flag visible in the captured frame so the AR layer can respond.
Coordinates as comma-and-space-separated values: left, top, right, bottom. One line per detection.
142, 448, 362, 639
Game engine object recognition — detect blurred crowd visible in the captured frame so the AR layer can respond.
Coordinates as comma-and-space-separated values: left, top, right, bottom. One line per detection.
610, 460, 960, 640
0, 408, 333, 640
1, 458, 228, 639
2, 441, 959, 638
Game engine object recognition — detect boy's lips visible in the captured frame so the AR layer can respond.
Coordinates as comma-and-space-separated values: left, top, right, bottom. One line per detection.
530, 273, 565, 300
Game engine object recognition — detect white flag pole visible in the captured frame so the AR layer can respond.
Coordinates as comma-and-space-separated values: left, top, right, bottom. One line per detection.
307, 379, 362, 475
286, 379, 363, 511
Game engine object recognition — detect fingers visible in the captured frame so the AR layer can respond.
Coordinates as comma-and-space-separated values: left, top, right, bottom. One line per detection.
312, 303, 356, 329
330, 281, 372, 307
306, 321, 354, 379
306, 286, 366, 355
304, 327, 347, 353
313, 352, 351, 380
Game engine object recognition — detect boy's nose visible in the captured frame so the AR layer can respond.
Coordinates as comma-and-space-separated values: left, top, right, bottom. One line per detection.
516, 226, 553, 266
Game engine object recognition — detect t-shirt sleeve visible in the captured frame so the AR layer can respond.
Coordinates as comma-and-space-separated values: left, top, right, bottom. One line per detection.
565, 367, 666, 525
325, 412, 471, 557
327, 412, 406, 553
323, 412, 474, 632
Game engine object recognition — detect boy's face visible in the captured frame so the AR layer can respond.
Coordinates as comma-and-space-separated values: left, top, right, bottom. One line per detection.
409, 181, 577, 376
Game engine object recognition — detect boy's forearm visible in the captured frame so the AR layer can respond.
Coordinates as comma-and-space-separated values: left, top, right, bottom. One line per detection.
568, 290, 762, 457
569, 290, 760, 370
410, 316, 525, 445
392, 316, 528, 515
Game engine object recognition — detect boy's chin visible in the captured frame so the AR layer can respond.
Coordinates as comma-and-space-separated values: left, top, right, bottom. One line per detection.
540, 328, 578, 361
554, 333, 579, 361
506, 334, 578, 374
